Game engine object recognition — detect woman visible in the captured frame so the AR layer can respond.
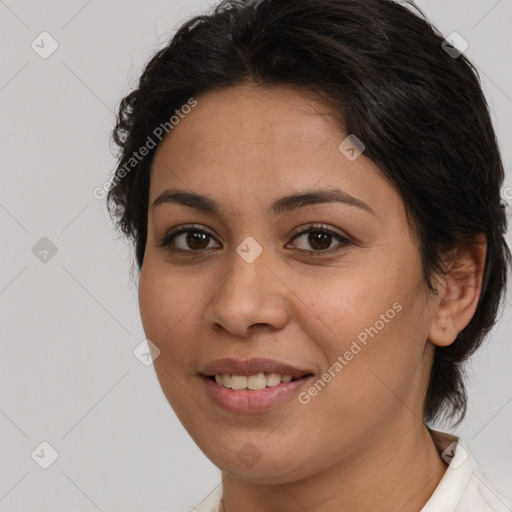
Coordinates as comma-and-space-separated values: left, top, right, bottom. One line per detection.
107, 0, 512, 510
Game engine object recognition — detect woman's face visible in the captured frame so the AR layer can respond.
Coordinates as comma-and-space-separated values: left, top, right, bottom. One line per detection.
138, 83, 438, 483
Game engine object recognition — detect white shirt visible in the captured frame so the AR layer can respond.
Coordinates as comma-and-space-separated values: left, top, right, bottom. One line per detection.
189, 431, 511, 512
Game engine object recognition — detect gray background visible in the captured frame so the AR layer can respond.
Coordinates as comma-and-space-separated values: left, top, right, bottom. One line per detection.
1, 0, 511, 511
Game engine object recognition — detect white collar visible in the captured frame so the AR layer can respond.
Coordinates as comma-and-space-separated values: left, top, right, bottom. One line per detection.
420, 429, 475, 511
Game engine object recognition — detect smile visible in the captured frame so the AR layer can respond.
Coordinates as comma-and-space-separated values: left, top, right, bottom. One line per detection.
210, 372, 299, 390
202, 373, 314, 413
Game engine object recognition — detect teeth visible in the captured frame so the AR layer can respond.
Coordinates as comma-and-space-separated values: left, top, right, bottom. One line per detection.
213, 372, 297, 390
248, 373, 266, 390
230, 375, 247, 390
266, 373, 281, 387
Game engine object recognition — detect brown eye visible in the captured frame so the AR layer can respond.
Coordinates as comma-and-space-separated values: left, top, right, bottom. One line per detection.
300, 230, 333, 250
289, 224, 351, 255
158, 226, 221, 252
182, 231, 210, 250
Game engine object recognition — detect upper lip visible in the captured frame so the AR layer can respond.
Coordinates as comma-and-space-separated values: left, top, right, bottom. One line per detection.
200, 358, 314, 379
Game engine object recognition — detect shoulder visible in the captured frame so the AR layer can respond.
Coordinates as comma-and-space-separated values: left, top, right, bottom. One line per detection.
423, 430, 512, 512
456, 467, 512, 512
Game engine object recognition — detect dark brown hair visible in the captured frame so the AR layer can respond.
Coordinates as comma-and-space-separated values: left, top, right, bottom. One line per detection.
107, 0, 511, 426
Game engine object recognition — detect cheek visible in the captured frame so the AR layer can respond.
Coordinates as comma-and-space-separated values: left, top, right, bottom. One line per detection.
138, 265, 164, 340
138, 264, 203, 422
299, 270, 399, 353
138, 263, 188, 353
138, 261, 216, 377
297, 252, 429, 404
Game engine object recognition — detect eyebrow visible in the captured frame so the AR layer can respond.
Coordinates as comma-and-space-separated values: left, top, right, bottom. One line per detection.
152, 187, 376, 217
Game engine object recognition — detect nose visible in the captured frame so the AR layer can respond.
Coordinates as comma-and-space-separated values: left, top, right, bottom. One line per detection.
203, 245, 291, 338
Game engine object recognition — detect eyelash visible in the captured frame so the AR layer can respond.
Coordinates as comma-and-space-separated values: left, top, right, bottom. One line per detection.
157, 223, 352, 257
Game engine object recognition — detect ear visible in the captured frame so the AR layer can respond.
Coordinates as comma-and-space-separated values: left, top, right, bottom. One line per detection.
428, 233, 487, 347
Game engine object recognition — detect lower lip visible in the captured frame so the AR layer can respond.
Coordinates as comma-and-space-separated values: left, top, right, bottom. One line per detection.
202, 375, 314, 413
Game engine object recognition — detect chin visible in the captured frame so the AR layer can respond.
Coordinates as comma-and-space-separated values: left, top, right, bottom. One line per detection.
199, 440, 318, 485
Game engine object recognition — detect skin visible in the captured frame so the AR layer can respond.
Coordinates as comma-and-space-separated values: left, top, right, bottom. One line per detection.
138, 82, 487, 512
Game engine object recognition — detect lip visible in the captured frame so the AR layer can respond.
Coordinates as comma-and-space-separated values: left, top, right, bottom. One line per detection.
199, 357, 313, 379
201, 374, 314, 413
199, 358, 315, 414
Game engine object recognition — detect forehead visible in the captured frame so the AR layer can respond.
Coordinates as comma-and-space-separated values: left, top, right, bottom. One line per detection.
153, 83, 341, 165
149, 83, 404, 224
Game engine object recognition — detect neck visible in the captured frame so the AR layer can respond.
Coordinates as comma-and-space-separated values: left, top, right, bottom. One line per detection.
221, 420, 448, 512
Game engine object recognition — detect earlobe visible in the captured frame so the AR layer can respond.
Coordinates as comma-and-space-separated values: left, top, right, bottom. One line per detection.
427, 233, 487, 348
